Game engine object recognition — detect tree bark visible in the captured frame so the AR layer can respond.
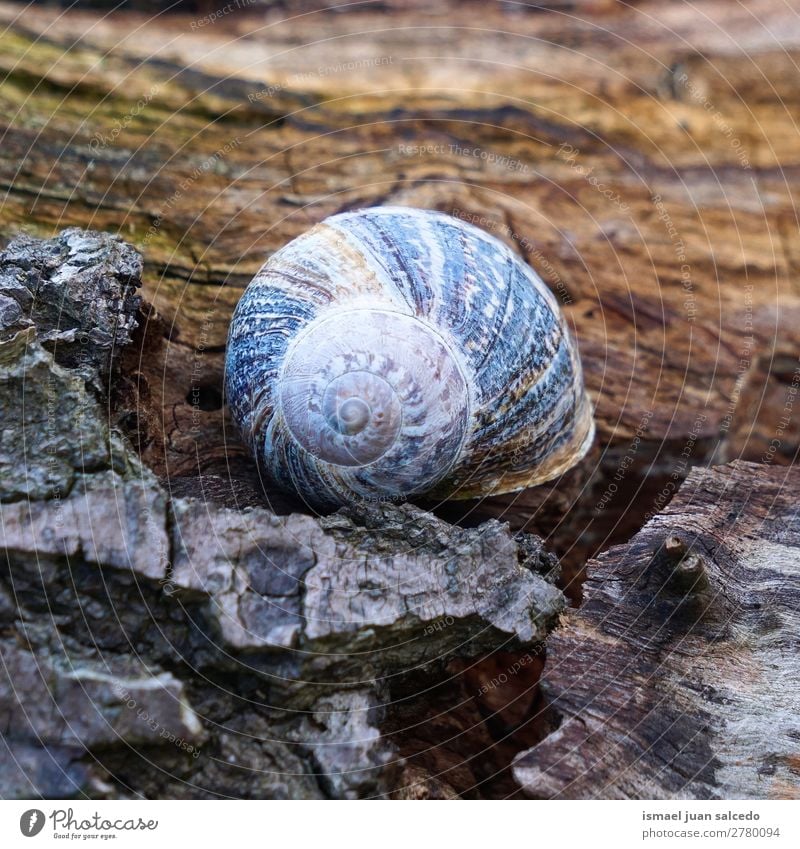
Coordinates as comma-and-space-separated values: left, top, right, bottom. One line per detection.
0, 0, 798, 799
513, 460, 800, 799
1, 228, 566, 798
2, 0, 799, 578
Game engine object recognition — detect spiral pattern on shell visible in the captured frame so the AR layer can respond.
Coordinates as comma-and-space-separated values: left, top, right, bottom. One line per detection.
225, 207, 594, 509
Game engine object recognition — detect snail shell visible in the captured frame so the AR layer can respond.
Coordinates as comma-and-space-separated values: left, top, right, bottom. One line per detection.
225, 207, 594, 509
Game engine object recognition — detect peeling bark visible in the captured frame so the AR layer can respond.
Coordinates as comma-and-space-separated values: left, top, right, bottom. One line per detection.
513, 461, 800, 799
1, 1, 798, 582
1, 230, 564, 799
1, 0, 799, 801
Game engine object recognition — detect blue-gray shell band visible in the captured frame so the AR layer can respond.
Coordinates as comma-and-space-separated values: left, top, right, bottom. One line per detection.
225, 206, 594, 509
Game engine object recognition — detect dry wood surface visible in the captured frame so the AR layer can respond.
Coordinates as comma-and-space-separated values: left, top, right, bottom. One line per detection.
0, 0, 799, 800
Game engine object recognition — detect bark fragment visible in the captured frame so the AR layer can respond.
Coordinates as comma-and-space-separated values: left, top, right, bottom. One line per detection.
513, 461, 800, 799
0, 230, 565, 798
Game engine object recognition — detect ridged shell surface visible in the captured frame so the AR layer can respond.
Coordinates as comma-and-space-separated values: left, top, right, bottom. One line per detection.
225, 207, 594, 509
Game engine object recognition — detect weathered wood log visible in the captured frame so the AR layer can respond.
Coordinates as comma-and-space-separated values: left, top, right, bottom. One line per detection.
1, 0, 799, 800
1, 229, 565, 798
1, 0, 798, 584
3, 232, 798, 798
513, 460, 800, 799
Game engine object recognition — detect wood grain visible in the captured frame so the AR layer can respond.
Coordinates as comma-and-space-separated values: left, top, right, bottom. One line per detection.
2, 4, 798, 575
1, 0, 799, 799
514, 460, 800, 799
